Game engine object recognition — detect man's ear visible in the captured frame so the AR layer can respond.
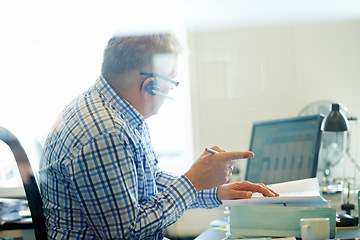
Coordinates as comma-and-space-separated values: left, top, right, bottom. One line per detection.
140, 77, 159, 98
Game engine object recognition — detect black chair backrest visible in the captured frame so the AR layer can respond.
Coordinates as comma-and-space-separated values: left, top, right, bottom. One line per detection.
0, 126, 47, 240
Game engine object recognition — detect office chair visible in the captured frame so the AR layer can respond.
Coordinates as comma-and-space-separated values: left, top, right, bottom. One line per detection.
0, 126, 47, 240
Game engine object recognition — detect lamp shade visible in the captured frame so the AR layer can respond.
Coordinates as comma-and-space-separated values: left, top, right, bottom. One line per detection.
321, 103, 349, 132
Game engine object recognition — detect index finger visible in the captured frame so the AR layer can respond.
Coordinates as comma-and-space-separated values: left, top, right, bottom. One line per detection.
215, 151, 255, 161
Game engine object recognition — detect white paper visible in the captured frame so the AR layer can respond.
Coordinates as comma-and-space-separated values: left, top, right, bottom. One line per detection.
222, 178, 330, 207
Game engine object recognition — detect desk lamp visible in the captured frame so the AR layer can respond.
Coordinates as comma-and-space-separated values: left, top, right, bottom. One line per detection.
322, 103, 349, 132
321, 103, 357, 226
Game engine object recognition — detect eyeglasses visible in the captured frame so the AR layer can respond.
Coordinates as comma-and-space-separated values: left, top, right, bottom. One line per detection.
140, 72, 179, 87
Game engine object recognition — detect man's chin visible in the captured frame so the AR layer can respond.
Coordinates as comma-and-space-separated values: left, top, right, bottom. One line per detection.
146, 102, 164, 118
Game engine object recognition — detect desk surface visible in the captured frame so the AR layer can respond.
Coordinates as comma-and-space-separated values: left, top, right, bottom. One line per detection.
195, 227, 360, 240
0, 198, 33, 231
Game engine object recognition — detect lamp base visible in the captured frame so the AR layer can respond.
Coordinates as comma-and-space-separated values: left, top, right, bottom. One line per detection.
337, 204, 358, 227
336, 211, 358, 227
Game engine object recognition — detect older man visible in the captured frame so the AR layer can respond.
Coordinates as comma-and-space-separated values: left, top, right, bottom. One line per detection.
39, 32, 278, 239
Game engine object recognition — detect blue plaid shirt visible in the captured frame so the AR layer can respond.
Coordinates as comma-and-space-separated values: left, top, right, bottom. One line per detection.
39, 76, 221, 239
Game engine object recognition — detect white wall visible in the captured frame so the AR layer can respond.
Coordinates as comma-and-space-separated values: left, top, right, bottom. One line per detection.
188, 21, 360, 179
165, 20, 360, 238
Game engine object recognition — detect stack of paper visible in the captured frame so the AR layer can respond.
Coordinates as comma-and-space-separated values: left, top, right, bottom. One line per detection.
224, 178, 336, 238
222, 178, 330, 207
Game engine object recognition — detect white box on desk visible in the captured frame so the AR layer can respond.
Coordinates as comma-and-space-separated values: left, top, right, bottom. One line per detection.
229, 205, 336, 239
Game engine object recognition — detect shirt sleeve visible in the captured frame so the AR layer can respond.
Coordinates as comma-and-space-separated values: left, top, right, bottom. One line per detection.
65, 133, 198, 239
191, 188, 222, 209
156, 171, 222, 209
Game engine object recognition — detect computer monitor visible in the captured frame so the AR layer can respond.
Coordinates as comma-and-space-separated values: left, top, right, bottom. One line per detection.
245, 115, 323, 185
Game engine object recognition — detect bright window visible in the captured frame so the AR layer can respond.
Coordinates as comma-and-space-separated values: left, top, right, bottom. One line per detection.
0, 2, 193, 196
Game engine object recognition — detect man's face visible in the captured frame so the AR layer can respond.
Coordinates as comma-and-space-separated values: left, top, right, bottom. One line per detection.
147, 54, 178, 118
150, 69, 178, 117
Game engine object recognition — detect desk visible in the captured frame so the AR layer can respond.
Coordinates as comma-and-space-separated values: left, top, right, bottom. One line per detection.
195, 227, 360, 240
0, 221, 33, 231
0, 198, 35, 240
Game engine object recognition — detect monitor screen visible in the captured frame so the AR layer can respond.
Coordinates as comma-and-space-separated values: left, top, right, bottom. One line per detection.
245, 115, 323, 185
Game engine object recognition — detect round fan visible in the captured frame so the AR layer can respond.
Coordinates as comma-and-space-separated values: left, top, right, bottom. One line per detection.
298, 100, 334, 117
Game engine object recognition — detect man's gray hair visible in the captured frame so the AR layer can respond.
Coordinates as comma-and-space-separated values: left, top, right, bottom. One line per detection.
101, 33, 182, 89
